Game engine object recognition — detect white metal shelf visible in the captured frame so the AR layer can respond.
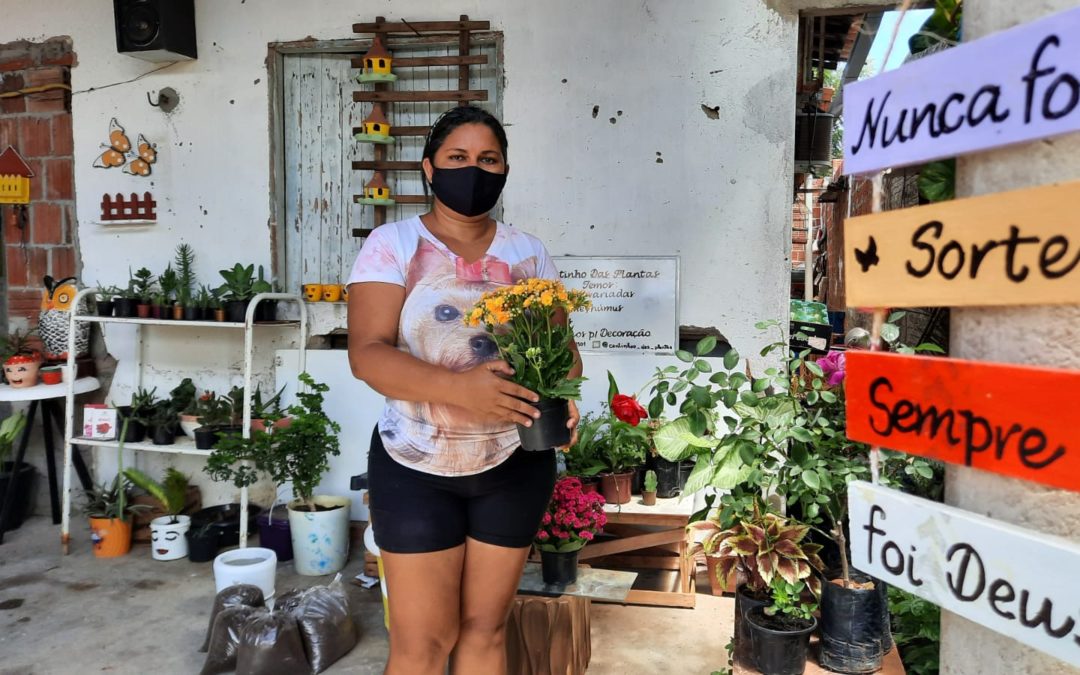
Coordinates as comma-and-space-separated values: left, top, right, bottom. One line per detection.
60, 290, 308, 554
72, 436, 213, 457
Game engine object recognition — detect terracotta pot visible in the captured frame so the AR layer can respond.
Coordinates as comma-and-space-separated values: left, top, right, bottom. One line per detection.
89, 517, 132, 558
40, 367, 62, 385
3, 357, 41, 388
599, 471, 633, 505
171, 305, 184, 320
212, 308, 225, 322
641, 490, 657, 506
136, 304, 151, 318
580, 477, 599, 495
250, 417, 293, 433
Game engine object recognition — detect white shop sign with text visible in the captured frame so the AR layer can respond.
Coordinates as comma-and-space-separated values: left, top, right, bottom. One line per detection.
848, 481, 1080, 668
554, 256, 679, 354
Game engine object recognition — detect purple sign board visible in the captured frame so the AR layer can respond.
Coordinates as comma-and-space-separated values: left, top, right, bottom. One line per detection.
844, 6, 1080, 175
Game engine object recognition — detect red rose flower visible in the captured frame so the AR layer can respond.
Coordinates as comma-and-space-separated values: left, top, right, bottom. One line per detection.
611, 394, 647, 426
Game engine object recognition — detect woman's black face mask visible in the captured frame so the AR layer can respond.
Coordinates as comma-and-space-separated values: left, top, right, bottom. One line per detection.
429, 165, 508, 217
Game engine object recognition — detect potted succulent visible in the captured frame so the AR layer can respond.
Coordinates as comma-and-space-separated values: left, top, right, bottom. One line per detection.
116, 387, 155, 443
209, 287, 225, 322
131, 267, 155, 318
174, 244, 198, 321
206, 373, 346, 575
467, 278, 589, 450
746, 578, 819, 675
216, 263, 272, 322
0, 413, 30, 532
149, 400, 178, 446
113, 274, 140, 318
1, 328, 43, 389
158, 264, 180, 320
249, 384, 287, 432
168, 378, 199, 438
252, 265, 278, 322
194, 285, 213, 321
534, 476, 607, 585
687, 501, 824, 669
93, 285, 120, 317
193, 391, 231, 450
123, 467, 192, 561
83, 475, 143, 557
641, 470, 658, 505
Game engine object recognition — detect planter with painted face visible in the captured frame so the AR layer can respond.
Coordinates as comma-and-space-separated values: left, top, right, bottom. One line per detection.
288, 496, 350, 576
150, 514, 191, 560
3, 354, 41, 388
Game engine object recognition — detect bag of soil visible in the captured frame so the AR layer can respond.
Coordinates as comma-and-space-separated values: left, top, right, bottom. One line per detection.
236, 609, 311, 675
274, 588, 304, 614
286, 577, 358, 673
200, 584, 265, 652
200, 605, 260, 675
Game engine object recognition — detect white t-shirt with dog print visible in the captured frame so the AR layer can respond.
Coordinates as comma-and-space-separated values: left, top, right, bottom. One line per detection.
348, 215, 559, 476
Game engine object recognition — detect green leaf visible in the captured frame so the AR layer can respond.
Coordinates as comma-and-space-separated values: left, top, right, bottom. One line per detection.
682, 454, 715, 494
752, 378, 769, 393
648, 396, 664, 419
820, 390, 837, 403
806, 390, 819, 405
916, 343, 946, 354
696, 336, 717, 356
710, 448, 753, 489
694, 360, 713, 373
607, 371, 619, 402
709, 372, 729, 386
916, 463, 934, 479
802, 469, 821, 490
739, 390, 759, 406
918, 158, 956, 203
723, 349, 740, 371
881, 323, 901, 344
804, 362, 824, 378
653, 417, 712, 462
789, 427, 813, 443
887, 310, 908, 323
676, 350, 695, 363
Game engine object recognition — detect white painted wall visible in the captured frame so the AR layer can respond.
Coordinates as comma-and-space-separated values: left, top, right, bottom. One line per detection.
944, 1, 1080, 673
3, 0, 799, 509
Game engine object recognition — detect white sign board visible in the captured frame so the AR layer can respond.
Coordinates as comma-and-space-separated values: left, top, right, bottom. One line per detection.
844, 5, 1080, 174
554, 256, 678, 354
849, 481, 1080, 667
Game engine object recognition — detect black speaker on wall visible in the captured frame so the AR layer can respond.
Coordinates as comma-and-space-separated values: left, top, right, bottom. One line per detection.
114, 0, 197, 62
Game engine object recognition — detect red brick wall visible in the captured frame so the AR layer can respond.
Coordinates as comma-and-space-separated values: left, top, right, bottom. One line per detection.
0, 38, 78, 334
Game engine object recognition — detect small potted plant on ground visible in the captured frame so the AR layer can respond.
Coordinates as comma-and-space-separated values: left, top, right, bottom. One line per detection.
641, 469, 658, 505
131, 267, 155, 318
467, 278, 589, 450
206, 373, 346, 575
746, 578, 819, 675
534, 476, 607, 585
123, 467, 192, 561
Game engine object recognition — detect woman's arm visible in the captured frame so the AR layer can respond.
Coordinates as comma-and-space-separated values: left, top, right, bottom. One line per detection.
347, 282, 541, 427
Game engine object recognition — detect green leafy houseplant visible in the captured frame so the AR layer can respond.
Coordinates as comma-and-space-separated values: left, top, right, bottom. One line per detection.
216, 263, 256, 301
131, 267, 155, 303
563, 413, 606, 478
889, 586, 941, 675
765, 578, 818, 626
0, 412, 27, 465
205, 374, 341, 512
122, 467, 188, 524
466, 278, 589, 400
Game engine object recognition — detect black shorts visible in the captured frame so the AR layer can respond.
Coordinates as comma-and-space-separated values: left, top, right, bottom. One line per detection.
367, 427, 557, 554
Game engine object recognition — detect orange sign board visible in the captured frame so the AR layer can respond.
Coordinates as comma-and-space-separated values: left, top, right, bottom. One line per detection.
844, 180, 1080, 307
846, 351, 1080, 492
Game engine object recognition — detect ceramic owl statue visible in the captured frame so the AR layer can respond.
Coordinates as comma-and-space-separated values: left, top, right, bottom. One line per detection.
39, 276, 89, 361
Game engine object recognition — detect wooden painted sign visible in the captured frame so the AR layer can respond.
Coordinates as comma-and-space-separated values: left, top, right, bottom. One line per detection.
845, 351, 1080, 492
844, 6, 1080, 174
849, 481, 1080, 667
844, 180, 1080, 307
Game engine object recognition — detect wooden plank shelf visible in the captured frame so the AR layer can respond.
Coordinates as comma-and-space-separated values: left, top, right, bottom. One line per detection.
352, 160, 421, 171
352, 89, 488, 103
350, 54, 488, 69
353, 194, 429, 204
353, 19, 490, 33
352, 125, 430, 137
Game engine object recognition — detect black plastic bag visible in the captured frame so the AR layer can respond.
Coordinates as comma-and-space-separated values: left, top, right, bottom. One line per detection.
819, 571, 888, 674
200, 584, 265, 652
200, 606, 260, 675
236, 609, 312, 675
286, 578, 358, 673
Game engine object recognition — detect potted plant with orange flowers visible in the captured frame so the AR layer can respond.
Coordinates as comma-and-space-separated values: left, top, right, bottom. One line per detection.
534, 476, 608, 585
467, 279, 589, 450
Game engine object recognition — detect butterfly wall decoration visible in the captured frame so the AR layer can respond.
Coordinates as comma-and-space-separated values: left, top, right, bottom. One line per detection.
91, 118, 157, 176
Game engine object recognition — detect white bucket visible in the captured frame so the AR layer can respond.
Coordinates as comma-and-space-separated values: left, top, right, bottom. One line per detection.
213, 546, 277, 600
288, 495, 351, 576
150, 514, 191, 561
364, 525, 389, 630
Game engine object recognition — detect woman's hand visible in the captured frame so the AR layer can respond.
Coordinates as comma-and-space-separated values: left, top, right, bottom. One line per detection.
454, 360, 540, 427
559, 400, 580, 451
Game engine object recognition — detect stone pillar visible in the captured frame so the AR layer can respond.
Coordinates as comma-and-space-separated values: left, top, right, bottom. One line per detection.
942, 1, 1080, 673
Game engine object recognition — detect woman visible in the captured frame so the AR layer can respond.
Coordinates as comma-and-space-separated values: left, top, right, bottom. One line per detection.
347, 105, 582, 675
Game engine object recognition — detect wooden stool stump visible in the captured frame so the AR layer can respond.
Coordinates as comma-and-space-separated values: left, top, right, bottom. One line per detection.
505, 594, 591, 675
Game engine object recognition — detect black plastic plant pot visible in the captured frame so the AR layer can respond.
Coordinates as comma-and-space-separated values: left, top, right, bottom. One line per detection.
819, 570, 889, 673
191, 503, 263, 547
0, 462, 35, 531
653, 456, 683, 498
193, 425, 219, 450
151, 424, 176, 445
113, 298, 137, 318
186, 529, 220, 563
95, 300, 115, 317
253, 299, 277, 322
115, 407, 147, 443
735, 585, 771, 669
540, 548, 579, 585
746, 606, 817, 675
516, 397, 570, 451
224, 299, 250, 323
183, 306, 203, 321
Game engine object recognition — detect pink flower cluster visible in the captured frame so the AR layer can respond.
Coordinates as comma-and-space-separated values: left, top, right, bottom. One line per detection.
535, 477, 608, 551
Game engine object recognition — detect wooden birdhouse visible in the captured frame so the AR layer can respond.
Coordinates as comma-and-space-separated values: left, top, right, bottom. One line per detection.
356, 171, 395, 206
356, 35, 397, 83
354, 104, 394, 144
0, 146, 34, 205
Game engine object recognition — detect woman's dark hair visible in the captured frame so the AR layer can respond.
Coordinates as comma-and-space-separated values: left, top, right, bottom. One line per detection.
422, 105, 509, 164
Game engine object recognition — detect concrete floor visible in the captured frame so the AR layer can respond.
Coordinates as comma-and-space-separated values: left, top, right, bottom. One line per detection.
0, 516, 735, 675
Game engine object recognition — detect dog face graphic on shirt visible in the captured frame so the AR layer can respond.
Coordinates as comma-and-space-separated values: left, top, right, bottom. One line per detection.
390, 237, 538, 464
